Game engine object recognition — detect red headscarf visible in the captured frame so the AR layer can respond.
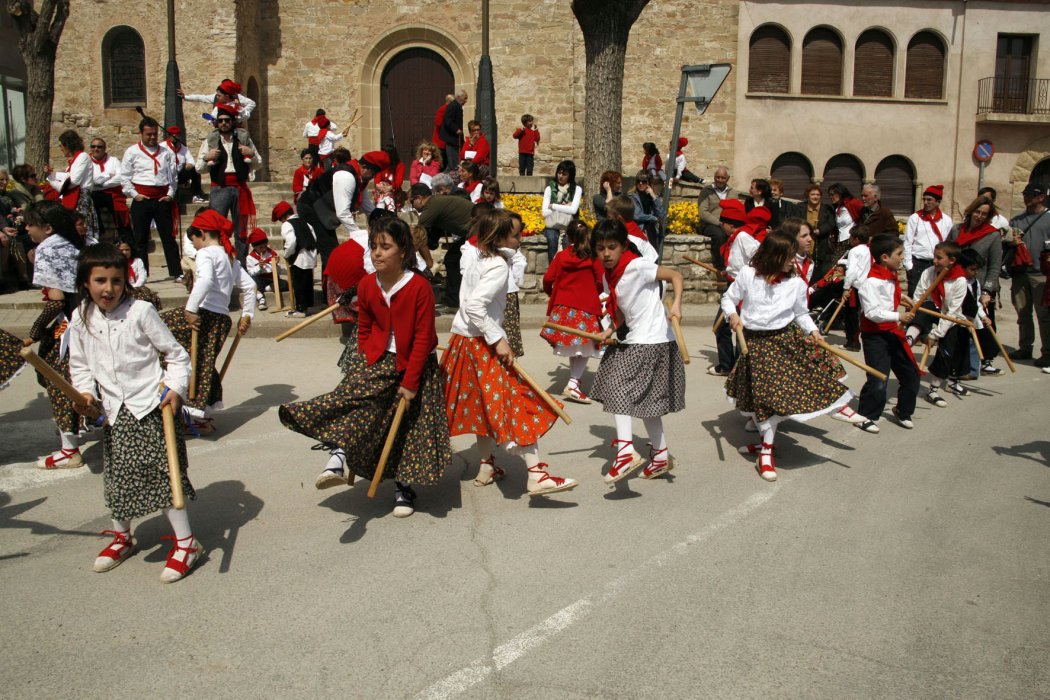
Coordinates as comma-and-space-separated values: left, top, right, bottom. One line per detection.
191, 209, 235, 256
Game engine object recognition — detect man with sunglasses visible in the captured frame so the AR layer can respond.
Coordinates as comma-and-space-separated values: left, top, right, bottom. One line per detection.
88, 137, 132, 242
120, 116, 180, 279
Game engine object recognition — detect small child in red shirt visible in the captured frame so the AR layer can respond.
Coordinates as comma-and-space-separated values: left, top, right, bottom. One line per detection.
512, 113, 540, 176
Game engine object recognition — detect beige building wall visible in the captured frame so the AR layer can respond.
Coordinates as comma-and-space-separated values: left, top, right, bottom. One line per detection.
735, 0, 1050, 219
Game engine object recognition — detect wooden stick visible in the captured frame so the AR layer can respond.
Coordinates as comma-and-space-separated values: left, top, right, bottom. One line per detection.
160, 393, 186, 510
275, 302, 340, 342
919, 342, 932, 372
814, 337, 888, 381
270, 261, 283, 312
969, 326, 984, 361
734, 326, 749, 355
713, 309, 725, 333
368, 396, 408, 498
910, 267, 950, 312
513, 359, 572, 425
984, 323, 1016, 373
218, 333, 242, 382
915, 306, 974, 328
188, 329, 199, 400
19, 347, 101, 420
287, 273, 298, 312
682, 255, 720, 275
541, 321, 608, 345
664, 299, 689, 364
824, 295, 847, 334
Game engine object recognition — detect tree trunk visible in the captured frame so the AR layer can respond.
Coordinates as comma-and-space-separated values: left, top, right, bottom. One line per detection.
572, 0, 650, 192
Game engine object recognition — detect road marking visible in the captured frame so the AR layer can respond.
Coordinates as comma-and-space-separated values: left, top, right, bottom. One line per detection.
415, 489, 778, 699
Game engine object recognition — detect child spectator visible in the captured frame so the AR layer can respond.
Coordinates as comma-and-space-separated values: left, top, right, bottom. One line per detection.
512, 114, 540, 176
292, 149, 323, 205
273, 200, 316, 318
245, 228, 287, 310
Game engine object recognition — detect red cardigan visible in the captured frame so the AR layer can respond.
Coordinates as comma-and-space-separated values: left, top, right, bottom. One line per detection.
459, 135, 490, 167
543, 248, 604, 316
512, 126, 541, 154
292, 164, 323, 199
357, 271, 437, 392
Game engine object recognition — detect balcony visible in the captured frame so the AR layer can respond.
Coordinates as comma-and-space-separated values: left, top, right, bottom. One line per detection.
977, 77, 1050, 125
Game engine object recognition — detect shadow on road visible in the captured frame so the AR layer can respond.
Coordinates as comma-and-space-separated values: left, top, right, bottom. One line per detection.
218, 383, 299, 434
993, 441, 1049, 468
0, 492, 100, 542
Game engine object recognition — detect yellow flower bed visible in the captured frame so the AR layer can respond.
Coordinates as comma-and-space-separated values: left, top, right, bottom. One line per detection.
502, 194, 692, 236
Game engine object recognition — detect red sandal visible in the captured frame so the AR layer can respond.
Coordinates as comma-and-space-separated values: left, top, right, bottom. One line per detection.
160, 536, 203, 583
93, 530, 136, 572
756, 443, 777, 482
604, 439, 644, 484
527, 463, 578, 496
641, 444, 676, 479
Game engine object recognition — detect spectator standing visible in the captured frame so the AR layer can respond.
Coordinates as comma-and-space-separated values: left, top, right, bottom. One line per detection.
512, 114, 540, 176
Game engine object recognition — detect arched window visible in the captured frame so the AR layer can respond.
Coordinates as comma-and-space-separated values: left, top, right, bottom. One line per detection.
875, 155, 917, 214
854, 29, 895, 97
905, 31, 946, 99
1031, 157, 1050, 192
822, 154, 865, 198
771, 152, 814, 201
749, 25, 790, 93
102, 27, 146, 107
801, 27, 843, 96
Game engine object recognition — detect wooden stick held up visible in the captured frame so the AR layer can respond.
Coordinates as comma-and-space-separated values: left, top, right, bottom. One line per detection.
218, 333, 242, 382
814, 337, 888, 381
159, 388, 186, 510
969, 326, 985, 361
541, 322, 610, 345
682, 255, 720, 275
916, 306, 974, 327
19, 347, 101, 420
275, 302, 340, 342
910, 267, 950, 313
824, 295, 847, 335
984, 324, 1016, 373
188, 329, 199, 400
270, 261, 283, 312
512, 359, 572, 425
368, 396, 408, 498
734, 326, 749, 355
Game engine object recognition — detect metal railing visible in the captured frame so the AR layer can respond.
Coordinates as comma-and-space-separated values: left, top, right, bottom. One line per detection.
977, 77, 1050, 115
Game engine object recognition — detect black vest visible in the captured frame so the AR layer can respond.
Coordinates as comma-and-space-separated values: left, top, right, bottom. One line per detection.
209, 133, 250, 185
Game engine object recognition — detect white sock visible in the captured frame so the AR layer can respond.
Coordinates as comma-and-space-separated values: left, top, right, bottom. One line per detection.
568, 356, 588, 383
164, 506, 193, 541
905, 326, 919, 343
614, 414, 633, 446
930, 377, 943, 390
761, 424, 777, 451
642, 417, 667, 453
60, 431, 78, 451
111, 519, 131, 535
521, 443, 544, 479
325, 448, 346, 472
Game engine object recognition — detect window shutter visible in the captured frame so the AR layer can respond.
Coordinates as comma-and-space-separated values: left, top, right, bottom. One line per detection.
749, 26, 790, 93
822, 154, 865, 197
854, 30, 894, 97
875, 156, 916, 214
104, 27, 146, 106
771, 152, 814, 201
802, 28, 843, 96
905, 32, 945, 99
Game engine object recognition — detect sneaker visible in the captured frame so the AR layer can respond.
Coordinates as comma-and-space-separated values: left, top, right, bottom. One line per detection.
286, 310, 306, 318
831, 406, 867, 424
257, 295, 267, 311
1042, 366, 1050, 374
604, 440, 645, 484
191, 196, 206, 204
562, 385, 592, 404
93, 530, 136, 572
527, 463, 578, 496
160, 536, 203, 583
1009, 348, 1032, 361
947, 381, 970, 397
744, 418, 758, 433
36, 448, 84, 469
706, 365, 729, 376
174, 275, 185, 284
855, 419, 880, 434
1035, 356, 1050, 368
980, 361, 1003, 376
393, 483, 416, 518
925, 389, 947, 408
891, 407, 914, 429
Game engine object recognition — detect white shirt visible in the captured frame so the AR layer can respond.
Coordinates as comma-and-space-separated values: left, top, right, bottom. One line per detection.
69, 298, 190, 421
186, 245, 257, 318
842, 244, 872, 290
47, 151, 94, 193
129, 258, 147, 288
90, 155, 123, 190
721, 266, 818, 335
245, 249, 276, 277
675, 153, 687, 177
461, 241, 525, 293
184, 92, 256, 120
629, 233, 659, 264
281, 216, 319, 271
332, 169, 360, 233
303, 120, 338, 139
904, 210, 954, 269
542, 183, 583, 227
160, 139, 195, 171
726, 230, 760, 280
857, 274, 901, 326
991, 213, 1010, 231
461, 181, 483, 203
375, 271, 414, 352
914, 266, 966, 340
834, 205, 855, 242
120, 142, 176, 198
451, 253, 511, 345
605, 258, 673, 345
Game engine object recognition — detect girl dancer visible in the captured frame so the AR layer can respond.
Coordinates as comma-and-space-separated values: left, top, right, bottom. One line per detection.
280, 217, 449, 517
590, 219, 686, 483
117, 238, 162, 310
724, 231, 852, 482
540, 219, 604, 403
69, 243, 201, 582
443, 209, 577, 496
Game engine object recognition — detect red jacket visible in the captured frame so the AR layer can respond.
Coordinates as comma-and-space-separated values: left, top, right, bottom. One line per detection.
512, 126, 541, 154
357, 271, 438, 392
432, 104, 447, 150
543, 248, 604, 316
292, 164, 324, 201
459, 135, 490, 167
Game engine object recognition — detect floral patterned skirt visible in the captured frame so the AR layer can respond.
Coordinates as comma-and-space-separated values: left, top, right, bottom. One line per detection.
160, 307, 232, 416
129, 285, 162, 311
35, 322, 79, 434
0, 327, 26, 391
540, 304, 603, 358
336, 323, 361, 373
442, 333, 560, 449
504, 292, 524, 357
103, 405, 194, 521
725, 323, 850, 426
279, 352, 450, 486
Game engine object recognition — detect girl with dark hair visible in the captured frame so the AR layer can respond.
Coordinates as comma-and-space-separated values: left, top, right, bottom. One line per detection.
541, 159, 582, 263
631, 170, 665, 253
641, 142, 666, 182
590, 218, 686, 483
442, 209, 578, 497
457, 160, 483, 203
827, 183, 863, 261
592, 170, 623, 221
280, 217, 450, 517
68, 242, 201, 582
722, 231, 852, 482
45, 129, 98, 240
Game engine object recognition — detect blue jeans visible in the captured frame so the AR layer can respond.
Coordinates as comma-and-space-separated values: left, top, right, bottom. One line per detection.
543, 228, 564, 265
208, 184, 246, 263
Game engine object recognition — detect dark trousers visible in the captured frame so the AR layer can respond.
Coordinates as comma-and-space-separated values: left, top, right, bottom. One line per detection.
518, 153, 534, 176
929, 325, 971, 380
859, 331, 920, 421
129, 197, 180, 277
809, 281, 859, 342
177, 166, 205, 198
295, 201, 338, 271
443, 237, 465, 307
714, 314, 737, 371
290, 265, 314, 313
90, 191, 131, 243
445, 144, 461, 172
907, 257, 933, 297
251, 272, 288, 293
699, 223, 728, 270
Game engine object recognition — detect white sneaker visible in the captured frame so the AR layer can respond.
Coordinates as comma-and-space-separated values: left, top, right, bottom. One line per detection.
256, 294, 267, 310
393, 484, 416, 518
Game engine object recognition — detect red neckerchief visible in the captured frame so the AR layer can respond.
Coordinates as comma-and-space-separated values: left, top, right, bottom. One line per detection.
863, 263, 920, 370
955, 222, 998, 247
916, 207, 945, 242
249, 248, 274, 262
309, 116, 330, 146
165, 138, 182, 166
795, 255, 812, 281
603, 249, 641, 324
127, 259, 137, 285
625, 220, 648, 241
931, 264, 966, 308
721, 226, 745, 263
468, 235, 478, 247
89, 154, 107, 171
138, 142, 162, 175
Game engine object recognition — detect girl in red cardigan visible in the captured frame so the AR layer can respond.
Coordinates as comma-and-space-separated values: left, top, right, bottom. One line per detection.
540, 220, 605, 403
279, 217, 450, 518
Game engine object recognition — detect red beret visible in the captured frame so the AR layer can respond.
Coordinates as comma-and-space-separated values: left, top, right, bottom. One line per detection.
677, 137, 688, 149
271, 201, 293, 222
218, 79, 242, 96
165, 125, 181, 135
248, 228, 268, 245
718, 199, 746, 224
360, 151, 390, 172
215, 102, 238, 119
923, 185, 944, 200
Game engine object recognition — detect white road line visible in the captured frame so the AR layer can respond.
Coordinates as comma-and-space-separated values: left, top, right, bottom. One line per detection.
415, 489, 778, 699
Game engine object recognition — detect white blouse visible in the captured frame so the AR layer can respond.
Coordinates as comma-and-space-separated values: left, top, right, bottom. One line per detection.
605, 258, 672, 345
69, 299, 191, 420
721, 266, 817, 335
186, 245, 257, 318
451, 253, 511, 345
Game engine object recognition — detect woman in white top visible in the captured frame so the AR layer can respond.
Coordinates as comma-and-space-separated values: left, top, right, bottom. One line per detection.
69, 243, 203, 583
160, 209, 255, 432
442, 209, 578, 497
590, 219, 686, 484
46, 129, 99, 239
722, 231, 851, 482
541, 160, 583, 264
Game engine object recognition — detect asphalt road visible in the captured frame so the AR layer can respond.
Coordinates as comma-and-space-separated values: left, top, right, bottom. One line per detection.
1, 319, 1047, 699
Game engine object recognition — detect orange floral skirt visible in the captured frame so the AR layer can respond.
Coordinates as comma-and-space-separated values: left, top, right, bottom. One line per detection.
441, 334, 560, 448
